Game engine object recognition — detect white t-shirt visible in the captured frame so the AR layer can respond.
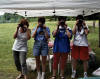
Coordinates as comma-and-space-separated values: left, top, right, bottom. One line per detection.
73, 26, 89, 47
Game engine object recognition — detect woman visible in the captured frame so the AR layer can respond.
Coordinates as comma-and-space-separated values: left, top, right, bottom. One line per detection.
32, 17, 50, 79
51, 16, 72, 79
71, 15, 89, 79
12, 19, 31, 79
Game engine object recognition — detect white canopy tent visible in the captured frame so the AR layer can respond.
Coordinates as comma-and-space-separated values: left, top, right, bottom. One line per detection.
0, 0, 100, 17
0, 9, 100, 17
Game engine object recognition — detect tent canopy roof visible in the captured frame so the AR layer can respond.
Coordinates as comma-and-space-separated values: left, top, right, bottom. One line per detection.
0, 0, 100, 17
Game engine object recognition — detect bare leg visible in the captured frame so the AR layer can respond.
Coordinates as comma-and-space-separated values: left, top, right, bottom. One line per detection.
42, 56, 47, 72
41, 56, 47, 79
83, 60, 88, 72
72, 58, 77, 71
16, 72, 24, 79
60, 53, 68, 77
24, 75, 27, 79
35, 56, 41, 72
52, 53, 60, 77
71, 58, 77, 78
52, 69, 57, 77
35, 56, 41, 79
83, 60, 88, 78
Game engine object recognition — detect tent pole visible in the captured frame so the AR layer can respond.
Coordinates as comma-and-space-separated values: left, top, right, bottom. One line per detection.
25, 11, 27, 19
14, 12, 17, 23
53, 8, 56, 21
82, 10, 85, 16
99, 19, 100, 47
93, 20, 95, 30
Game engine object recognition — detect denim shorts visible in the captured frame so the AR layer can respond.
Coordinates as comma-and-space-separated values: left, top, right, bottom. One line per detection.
33, 40, 48, 56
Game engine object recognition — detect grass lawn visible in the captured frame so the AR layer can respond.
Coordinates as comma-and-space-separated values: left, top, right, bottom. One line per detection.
0, 21, 100, 79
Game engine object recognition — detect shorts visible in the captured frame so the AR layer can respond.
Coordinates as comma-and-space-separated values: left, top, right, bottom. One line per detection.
33, 41, 48, 56
71, 45, 89, 61
53, 53, 68, 70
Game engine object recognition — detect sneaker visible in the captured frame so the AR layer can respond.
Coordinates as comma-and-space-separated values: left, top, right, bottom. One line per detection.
50, 76, 56, 79
41, 75, 45, 79
16, 74, 24, 79
84, 72, 88, 79
37, 75, 41, 79
60, 76, 65, 79
41, 72, 45, 79
37, 73, 41, 79
71, 71, 76, 79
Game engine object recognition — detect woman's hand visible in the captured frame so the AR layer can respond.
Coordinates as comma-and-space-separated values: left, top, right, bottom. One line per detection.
43, 24, 46, 29
64, 24, 67, 29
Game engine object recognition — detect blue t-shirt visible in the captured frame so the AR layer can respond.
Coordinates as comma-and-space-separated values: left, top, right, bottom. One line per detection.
32, 27, 50, 41
53, 26, 72, 53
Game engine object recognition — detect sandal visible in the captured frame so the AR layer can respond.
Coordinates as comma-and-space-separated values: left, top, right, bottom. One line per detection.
16, 74, 24, 79
60, 76, 65, 79
50, 76, 56, 79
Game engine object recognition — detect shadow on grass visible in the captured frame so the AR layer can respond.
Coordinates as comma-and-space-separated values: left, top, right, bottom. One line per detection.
26, 56, 100, 79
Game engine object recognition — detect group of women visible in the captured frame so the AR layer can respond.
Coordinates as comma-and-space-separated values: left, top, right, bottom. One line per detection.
12, 15, 89, 79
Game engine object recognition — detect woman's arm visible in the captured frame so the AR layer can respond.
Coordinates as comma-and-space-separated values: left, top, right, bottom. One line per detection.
43, 25, 50, 40
64, 24, 72, 39
52, 25, 59, 37
72, 20, 79, 34
27, 29, 31, 40
66, 29, 72, 38
32, 25, 39, 38
84, 27, 89, 35
13, 26, 19, 39
72, 25, 77, 34
83, 21, 89, 35
52, 30, 58, 37
44, 29, 50, 40
44, 30, 50, 40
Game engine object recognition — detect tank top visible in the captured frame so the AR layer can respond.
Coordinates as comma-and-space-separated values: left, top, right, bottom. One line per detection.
73, 26, 88, 47
12, 29, 28, 52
